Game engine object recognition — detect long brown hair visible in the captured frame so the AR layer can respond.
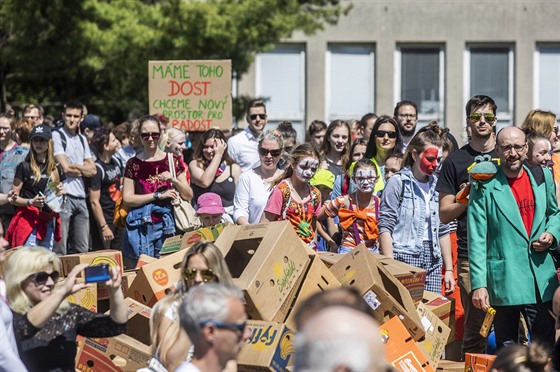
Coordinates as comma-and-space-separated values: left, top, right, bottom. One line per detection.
320, 120, 351, 168
193, 128, 234, 167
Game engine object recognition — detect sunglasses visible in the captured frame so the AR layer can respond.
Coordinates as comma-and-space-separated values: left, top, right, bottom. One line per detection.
140, 132, 161, 140
28, 271, 60, 285
182, 268, 216, 283
200, 319, 247, 333
470, 113, 496, 123
258, 148, 282, 157
249, 114, 267, 121
375, 130, 397, 139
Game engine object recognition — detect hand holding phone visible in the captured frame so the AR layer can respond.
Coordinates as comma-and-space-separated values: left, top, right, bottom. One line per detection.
84, 264, 111, 283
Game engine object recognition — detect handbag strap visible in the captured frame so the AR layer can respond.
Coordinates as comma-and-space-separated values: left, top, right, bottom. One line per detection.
168, 153, 177, 182
348, 195, 361, 246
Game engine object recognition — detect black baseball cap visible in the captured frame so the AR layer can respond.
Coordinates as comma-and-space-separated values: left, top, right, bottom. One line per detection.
30, 125, 52, 140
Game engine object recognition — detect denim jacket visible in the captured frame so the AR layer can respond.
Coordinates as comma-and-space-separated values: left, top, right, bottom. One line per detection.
123, 203, 175, 259
378, 166, 449, 257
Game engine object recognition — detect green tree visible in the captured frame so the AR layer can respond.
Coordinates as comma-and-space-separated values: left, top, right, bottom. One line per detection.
0, 0, 349, 122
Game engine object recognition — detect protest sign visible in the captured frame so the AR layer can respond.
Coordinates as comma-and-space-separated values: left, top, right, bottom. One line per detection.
149, 60, 232, 131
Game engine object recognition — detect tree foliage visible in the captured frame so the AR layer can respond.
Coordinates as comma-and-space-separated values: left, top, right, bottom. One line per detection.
0, 0, 349, 122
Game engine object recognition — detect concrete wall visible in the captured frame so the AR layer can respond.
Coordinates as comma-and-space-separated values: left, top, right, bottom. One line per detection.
237, 0, 560, 144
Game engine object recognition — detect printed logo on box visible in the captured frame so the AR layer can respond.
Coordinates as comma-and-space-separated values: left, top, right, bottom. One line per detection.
152, 268, 169, 286
246, 324, 278, 351
392, 351, 425, 372
91, 255, 119, 268
187, 233, 202, 245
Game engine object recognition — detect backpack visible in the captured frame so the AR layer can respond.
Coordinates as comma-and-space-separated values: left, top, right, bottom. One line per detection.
56, 128, 87, 152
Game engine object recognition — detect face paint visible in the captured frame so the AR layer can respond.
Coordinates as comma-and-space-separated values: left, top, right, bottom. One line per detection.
419, 147, 442, 175
353, 168, 377, 192
295, 157, 319, 182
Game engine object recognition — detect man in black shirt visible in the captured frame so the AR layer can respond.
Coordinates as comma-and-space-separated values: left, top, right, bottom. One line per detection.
436, 95, 498, 357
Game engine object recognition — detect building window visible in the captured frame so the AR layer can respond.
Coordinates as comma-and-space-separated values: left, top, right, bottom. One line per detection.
535, 45, 560, 122
256, 44, 306, 140
396, 46, 445, 127
326, 44, 375, 122
465, 46, 514, 129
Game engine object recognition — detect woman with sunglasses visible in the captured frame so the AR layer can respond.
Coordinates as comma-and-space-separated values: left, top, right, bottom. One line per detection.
122, 115, 193, 264
233, 130, 284, 225
147, 242, 234, 372
4, 246, 127, 371
364, 115, 403, 181
378, 122, 455, 294
5, 125, 65, 250
189, 129, 241, 218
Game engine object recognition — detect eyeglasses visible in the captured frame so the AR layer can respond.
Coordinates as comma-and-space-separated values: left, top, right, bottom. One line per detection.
140, 132, 161, 140
258, 148, 282, 157
470, 113, 496, 123
249, 114, 266, 121
27, 271, 60, 286
499, 143, 526, 153
200, 320, 247, 333
182, 268, 216, 283
375, 130, 397, 139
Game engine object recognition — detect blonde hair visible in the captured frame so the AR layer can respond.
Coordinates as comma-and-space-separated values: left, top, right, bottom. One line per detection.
521, 109, 557, 138
30, 139, 60, 185
5, 246, 70, 315
149, 242, 234, 365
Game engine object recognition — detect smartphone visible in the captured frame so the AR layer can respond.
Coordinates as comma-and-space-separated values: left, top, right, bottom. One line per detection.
84, 264, 111, 283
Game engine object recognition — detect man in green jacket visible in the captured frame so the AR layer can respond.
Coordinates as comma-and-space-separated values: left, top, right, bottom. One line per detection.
468, 126, 560, 351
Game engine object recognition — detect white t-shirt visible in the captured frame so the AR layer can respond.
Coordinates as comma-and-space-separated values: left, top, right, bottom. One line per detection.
175, 361, 202, 372
52, 128, 92, 198
417, 180, 432, 241
233, 169, 274, 224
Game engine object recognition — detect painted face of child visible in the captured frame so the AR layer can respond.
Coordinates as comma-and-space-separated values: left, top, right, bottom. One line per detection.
353, 168, 377, 193
419, 146, 442, 176
530, 139, 552, 168
295, 157, 319, 183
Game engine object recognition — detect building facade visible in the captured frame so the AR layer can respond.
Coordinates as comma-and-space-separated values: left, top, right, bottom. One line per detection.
237, 0, 560, 144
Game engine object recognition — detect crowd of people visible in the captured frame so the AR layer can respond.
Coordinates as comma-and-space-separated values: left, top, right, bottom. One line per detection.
0, 95, 559, 371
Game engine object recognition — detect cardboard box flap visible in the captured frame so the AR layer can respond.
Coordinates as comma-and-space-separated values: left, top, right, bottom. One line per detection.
330, 245, 424, 341
238, 321, 295, 371
76, 334, 150, 372
416, 303, 451, 368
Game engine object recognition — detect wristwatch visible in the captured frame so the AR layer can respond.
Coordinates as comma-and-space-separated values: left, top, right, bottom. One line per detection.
153, 191, 160, 200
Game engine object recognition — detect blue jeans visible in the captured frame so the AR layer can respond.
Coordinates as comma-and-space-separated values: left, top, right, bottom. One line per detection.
54, 196, 90, 254
25, 218, 55, 250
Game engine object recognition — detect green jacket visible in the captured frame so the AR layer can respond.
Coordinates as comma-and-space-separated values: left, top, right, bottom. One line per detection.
468, 165, 560, 306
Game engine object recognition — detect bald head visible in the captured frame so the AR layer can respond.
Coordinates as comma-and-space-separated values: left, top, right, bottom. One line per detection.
496, 126, 525, 146
295, 306, 385, 372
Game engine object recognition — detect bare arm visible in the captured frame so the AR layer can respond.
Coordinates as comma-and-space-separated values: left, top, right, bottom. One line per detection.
189, 139, 228, 188
54, 154, 82, 177
156, 316, 192, 371
107, 267, 127, 324
439, 234, 456, 293
78, 158, 97, 177
439, 192, 467, 224
379, 232, 394, 258
171, 171, 193, 202
236, 216, 249, 225
122, 177, 156, 207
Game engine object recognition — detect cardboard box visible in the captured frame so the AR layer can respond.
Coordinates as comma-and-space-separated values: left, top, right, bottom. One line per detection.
330, 245, 425, 340
284, 255, 341, 330
380, 316, 434, 372
75, 334, 150, 371
60, 250, 123, 277
435, 360, 465, 371
422, 291, 456, 343
126, 250, 185, 307
135, 254, 158, 269
465, 353, 496, 372
0, 246, 22, 278
97, 272, 132, 302
123, 270, 138, 293
416, 303, 451, 368
105, 298, 152, 345
214, 222, 310, 321
373, 253, 427, 303
317, 251, 343, 268
238, 321, 295, 371
66, 282, 97, 313
160, 222, 231, 255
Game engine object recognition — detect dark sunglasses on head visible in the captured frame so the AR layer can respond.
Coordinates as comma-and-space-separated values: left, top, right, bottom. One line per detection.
140, 132, 161, 140
258, 148, 282, 157
182, 268, 216, 283
249, 114, 267, 121
470, 113, 496, 123
28, 271, 60, 285
375, 130, 397, 139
